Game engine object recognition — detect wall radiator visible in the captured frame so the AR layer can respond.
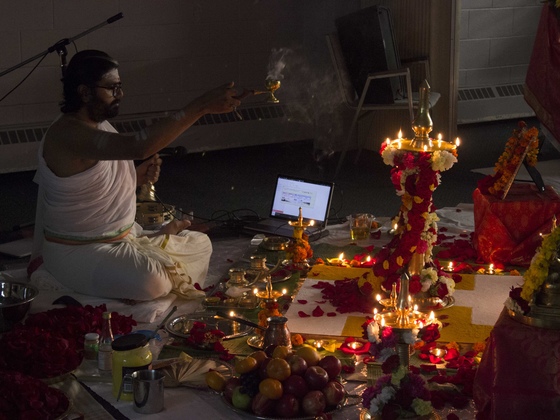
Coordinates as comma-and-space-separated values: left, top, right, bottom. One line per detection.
0, 102, 313, 174
457, 83, 534, 124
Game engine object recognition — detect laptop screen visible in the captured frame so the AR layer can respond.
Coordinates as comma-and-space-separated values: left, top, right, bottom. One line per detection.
269, 175, 334, 225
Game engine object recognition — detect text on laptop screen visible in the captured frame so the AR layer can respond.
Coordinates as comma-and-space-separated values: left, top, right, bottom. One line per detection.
270, 176, 332, 222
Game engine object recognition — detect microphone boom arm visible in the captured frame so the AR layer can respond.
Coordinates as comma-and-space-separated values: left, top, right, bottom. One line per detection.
0, 12, 124, 79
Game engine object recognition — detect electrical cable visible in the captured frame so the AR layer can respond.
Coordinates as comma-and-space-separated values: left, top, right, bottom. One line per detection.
0, 53, 48, 103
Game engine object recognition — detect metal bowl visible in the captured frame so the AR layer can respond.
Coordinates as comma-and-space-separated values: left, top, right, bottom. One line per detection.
261, 236, 291, 251
0, 281, 39, 332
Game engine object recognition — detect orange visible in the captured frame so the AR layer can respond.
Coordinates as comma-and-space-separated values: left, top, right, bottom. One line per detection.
259, 378, 283, 400
234, 356, 258, 374
296, 345, 321, 366
265, 357, 291, 381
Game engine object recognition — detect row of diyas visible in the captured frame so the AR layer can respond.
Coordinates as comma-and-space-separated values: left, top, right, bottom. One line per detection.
385, 131, 461, 152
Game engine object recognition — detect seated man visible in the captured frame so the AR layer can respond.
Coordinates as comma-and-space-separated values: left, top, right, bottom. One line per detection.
29, 50, 244, 301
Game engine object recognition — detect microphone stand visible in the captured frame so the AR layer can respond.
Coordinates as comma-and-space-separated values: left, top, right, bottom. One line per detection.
0, 12, 124, 79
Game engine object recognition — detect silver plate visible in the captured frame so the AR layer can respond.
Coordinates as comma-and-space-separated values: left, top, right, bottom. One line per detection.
270, 268, 292, 283
165, 312, 254, 340
220, 392, 353, 419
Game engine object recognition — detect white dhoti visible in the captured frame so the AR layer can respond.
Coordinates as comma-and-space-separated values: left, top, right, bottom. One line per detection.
30, 120, 211, 301
41, 223, 210, 300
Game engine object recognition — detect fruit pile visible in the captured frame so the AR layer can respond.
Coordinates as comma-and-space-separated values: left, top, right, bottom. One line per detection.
206, 344, 346, 418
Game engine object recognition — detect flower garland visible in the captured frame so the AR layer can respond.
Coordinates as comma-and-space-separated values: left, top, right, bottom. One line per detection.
372, 142, 457, 295
506, 224, 560, 313
362, 354, 433, 418
483, 121, 539, 197
361, 317, 441, 363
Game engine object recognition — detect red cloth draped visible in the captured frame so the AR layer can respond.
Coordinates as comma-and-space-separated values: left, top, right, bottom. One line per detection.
473, 185, 560, 266
524, 4, 560, 147
474, 308, 560, 419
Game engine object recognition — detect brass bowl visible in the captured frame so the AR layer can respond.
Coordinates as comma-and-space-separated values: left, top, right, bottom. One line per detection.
0, 281, 39, 332
261, 236, 290, 251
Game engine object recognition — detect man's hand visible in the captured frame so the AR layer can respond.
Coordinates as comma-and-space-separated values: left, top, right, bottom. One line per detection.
136, 154, 162, 186
158, 219, 191, 235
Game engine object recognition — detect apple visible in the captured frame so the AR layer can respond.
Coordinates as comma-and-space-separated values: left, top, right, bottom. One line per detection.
275, 393, 300, 418
232, 386, 252, 411
301, 390, 326, 416
282, 374, 309, 396
318, 355, 342, 380
223, 377, 242, 403
286, 354, 308, 376
251, 392, 275, 417
259, 357, 272, 380
322, 380, 346, 407
304, 366, 329, 390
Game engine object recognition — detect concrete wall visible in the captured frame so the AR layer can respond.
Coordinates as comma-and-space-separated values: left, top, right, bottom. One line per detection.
459, 0, 542, 89
0, 0, 359, 128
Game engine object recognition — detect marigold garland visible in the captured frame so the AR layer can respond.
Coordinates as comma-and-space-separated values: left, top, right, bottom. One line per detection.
488, 121, 539, 197
520, 225, 560, 302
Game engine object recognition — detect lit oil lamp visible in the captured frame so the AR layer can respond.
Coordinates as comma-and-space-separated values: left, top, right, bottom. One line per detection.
288, 207, 314, 239
374, 271, 434, 368
256, 275, 283, 301
385, 80, 460, 153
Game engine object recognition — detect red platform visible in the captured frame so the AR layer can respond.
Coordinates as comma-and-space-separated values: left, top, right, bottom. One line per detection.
473, 184, 560, 266
474, 308, 560, 419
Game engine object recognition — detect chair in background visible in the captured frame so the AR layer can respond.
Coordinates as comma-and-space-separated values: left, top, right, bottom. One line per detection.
327, 29, 440, 179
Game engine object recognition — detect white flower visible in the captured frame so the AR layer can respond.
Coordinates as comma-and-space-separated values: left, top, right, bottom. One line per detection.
431, 150, 457, 172
402, 329, 418, 344
421, 267, 438, 284
391, 365, 407, 386
382, 146, 396, 166
367, 321, 381, 344
377, 347, 396, 362
411, 398, 433, 416
379, 386, 396, 403
421, 280, 432, 292
504, 296, 523, 314
439, 275, 456, 295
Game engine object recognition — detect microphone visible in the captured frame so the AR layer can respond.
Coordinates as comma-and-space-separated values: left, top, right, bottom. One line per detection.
107, 13, 124, 24
158, 146, 187, 158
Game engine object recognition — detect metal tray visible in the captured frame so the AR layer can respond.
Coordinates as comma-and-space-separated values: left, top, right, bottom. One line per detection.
165, 312, 254, 340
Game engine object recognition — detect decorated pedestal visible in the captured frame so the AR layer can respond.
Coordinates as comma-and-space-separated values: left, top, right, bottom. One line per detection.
473, 184, 560, 266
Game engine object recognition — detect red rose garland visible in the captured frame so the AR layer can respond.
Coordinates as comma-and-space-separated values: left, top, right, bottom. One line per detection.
375, 143, 457, 294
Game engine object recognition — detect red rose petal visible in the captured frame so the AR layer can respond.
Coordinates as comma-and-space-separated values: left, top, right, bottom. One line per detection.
297, 299, 308, 304
326, 312, 337, 317
298, 311, 310, 317
312, 306, 324, 317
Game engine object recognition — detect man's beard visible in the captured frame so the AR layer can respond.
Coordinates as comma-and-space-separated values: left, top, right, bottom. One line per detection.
87, 98, 120, 122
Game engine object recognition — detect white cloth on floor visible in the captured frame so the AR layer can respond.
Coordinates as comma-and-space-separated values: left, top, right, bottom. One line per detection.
28, 271, 177, 324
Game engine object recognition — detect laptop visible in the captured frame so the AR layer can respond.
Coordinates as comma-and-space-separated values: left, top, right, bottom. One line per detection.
243, 174, 335, 241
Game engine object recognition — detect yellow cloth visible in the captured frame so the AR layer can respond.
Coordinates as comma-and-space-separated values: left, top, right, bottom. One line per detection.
310, 265, 489, 344
309, 265, 373, 281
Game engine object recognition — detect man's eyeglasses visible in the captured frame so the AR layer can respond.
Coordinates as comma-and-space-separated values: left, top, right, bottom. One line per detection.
93, 83, 123, 97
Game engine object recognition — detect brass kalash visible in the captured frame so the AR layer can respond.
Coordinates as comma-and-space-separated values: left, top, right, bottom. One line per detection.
135, 148, 186, 230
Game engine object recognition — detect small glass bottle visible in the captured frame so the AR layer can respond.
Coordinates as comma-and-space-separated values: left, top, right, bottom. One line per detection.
84, 332, 99, 360
98, 312, 114, 371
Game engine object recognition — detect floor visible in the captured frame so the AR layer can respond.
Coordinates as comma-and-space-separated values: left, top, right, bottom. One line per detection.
1, 116, 559, 269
